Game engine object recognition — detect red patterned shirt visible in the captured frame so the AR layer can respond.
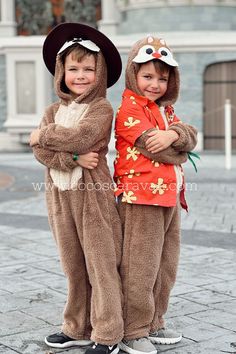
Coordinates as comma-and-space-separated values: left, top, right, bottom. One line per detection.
114, 89, 186, 208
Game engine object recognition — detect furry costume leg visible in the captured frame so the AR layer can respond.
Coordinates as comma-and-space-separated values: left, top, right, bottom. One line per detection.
47, 185, 124, 344
46, 188, 92, 340
79, 172, 124, 345
150, 203, 180, 331
118, 200, 180, 340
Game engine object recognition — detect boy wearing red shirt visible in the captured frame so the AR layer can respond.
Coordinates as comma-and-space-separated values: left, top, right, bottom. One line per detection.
114, 36, 197, 354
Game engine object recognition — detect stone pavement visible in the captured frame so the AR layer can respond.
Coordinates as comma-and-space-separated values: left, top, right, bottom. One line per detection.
0, 152, 236, 354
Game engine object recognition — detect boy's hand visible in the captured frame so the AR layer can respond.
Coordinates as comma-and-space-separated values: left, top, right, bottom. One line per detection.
29, 129, 41, 146
77, 152, 99, 169
146, 130, 179, 153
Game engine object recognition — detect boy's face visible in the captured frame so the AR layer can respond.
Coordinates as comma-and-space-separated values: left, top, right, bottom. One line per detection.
64, 53, 96, 96
136, 61, 169, 101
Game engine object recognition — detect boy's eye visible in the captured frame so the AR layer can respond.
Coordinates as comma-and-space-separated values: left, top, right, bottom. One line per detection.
144, 75, 151, 79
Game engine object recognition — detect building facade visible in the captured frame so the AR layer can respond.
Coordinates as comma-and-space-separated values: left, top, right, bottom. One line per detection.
0, 0, 236, 151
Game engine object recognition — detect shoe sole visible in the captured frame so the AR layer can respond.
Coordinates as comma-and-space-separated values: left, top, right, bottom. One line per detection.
148, 335, 182, 345
44, 337, 93, 349
119, 342, 157, 354
111, 346, 120, 354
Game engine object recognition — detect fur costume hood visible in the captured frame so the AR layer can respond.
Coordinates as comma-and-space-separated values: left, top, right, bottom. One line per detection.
125, 37, 180, 106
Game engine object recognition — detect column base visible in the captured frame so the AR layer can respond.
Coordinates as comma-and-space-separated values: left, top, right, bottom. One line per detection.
0, 22, 17, 37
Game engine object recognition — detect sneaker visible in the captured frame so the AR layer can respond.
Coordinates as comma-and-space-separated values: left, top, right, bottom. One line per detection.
148, 328, 182, 345
44, 332, 93, 348
85, 343, 119, 354
119, 338, 157, 354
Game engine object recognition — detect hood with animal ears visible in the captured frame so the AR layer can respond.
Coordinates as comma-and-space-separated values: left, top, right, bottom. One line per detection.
125, 36, 180, 106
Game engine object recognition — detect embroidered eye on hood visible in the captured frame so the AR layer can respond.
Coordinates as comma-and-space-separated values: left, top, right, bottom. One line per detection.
54, 49, 107, 105
125, 36, 180, 106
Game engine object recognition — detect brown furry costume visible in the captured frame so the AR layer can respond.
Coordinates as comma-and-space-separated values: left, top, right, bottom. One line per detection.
32, 49, 124, 345
115, 37, 198, 339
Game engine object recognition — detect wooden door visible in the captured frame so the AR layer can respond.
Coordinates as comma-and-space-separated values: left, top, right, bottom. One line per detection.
204, 61, 236, 150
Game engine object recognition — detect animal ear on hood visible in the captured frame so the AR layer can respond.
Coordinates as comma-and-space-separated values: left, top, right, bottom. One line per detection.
125, 36, 180, 106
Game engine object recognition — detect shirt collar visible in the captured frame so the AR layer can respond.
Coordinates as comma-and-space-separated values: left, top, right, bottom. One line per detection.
123, 88, 157, 107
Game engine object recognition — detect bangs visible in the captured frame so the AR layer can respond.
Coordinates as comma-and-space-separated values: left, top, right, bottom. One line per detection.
153, 59, 171, 74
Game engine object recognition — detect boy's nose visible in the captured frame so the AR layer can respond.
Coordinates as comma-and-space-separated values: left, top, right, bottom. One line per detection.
76, 72, 85, 80
151, 80, 159, 89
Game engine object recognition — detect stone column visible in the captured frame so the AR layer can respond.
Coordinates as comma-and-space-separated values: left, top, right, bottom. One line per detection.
98, 0, 119, 36
0, 0, 17, 37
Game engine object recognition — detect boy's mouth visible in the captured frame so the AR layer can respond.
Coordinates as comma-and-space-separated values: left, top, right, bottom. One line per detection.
146, 90, 159, 95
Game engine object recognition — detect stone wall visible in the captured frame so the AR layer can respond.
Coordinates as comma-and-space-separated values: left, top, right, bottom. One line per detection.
118, 6, 236, 33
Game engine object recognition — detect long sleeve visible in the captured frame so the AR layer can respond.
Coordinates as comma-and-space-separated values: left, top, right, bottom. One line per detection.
32, 145, 78, 171
168, 122, 198, 152
38, 98, 113, 154
32, 102, 78, 171
135, 128, 188, 165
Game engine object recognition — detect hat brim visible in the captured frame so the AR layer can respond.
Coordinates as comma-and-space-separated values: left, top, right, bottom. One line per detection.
43, 22, 122, 88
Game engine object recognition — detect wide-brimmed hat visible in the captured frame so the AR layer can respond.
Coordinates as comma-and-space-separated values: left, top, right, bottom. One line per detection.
43, 22, 122, 88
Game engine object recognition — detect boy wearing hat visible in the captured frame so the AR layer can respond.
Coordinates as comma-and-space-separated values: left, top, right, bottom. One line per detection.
114, 36, 198, 354
30, 23, 123, 354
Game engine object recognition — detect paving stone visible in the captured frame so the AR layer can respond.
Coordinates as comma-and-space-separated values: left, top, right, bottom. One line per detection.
16, 288, 67, 305
0, 274, 45, 293
171, 282, 201, 296
176, 272, 221, 287
0, 292, 35, 313
0, 346, 20, 354
194, 222, 232, 233
181, 218, 196, 230
21, 302, 63, 326
181, 320, 233, 342
210, 299, 236, 314
202, 279, 236, 298
31, 259, 63, 277
0, 325, 60, 354
0, 289, 10, 296
178, 289, 234, 305
168, 297, 209, 318
0, 195, 47, 217
194, 333, 236, 354
0, 311, 47, 337
10, 238, 58, 258
180, 244, 223, 258
26, 273, 67, 293
0, 263, 48, 278
1, 226, 51, 240
0, 246, 49, 267
189, 308, 236, 332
